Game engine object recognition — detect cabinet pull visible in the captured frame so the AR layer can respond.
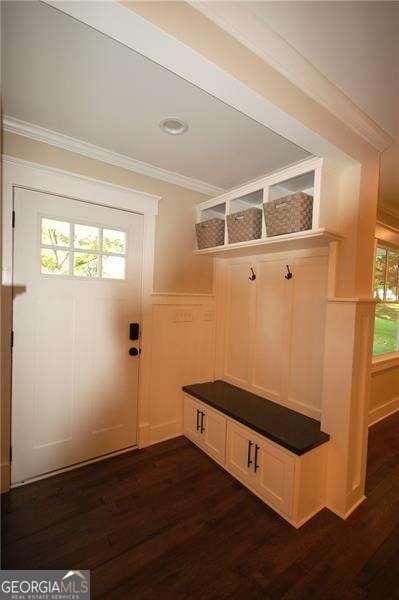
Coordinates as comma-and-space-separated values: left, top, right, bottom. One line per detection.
254, 444, 260, 472
247, 440, 253, 468
200, 411, 205, 434
196, 409, 200, 432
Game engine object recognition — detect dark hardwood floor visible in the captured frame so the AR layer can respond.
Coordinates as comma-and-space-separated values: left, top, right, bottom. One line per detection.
2, 412, 398, 599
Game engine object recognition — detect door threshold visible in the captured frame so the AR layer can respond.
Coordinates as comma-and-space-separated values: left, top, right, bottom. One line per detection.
11, 444, 138, 488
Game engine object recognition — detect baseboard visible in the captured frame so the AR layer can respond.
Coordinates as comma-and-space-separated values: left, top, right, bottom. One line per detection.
369, 397, 399, 426
328, 494, 366, 520
149, 420, 183, 445
1, 462, 11, 493
11, 445, 138, 488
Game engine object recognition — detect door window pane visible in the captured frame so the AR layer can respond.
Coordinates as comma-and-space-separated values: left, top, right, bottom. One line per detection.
73, 253, 99, 278
103, 229, 126, 254
74, 224, 100, 251
373, 303, 399, 356
386, 250, 399, 301
102, 255, 125, 280
41, 248, 70, 275
41, 218, 70, 247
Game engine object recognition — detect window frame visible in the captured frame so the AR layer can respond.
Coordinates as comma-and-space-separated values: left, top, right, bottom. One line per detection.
39, 214, 128, 281
372, 240, 399, 362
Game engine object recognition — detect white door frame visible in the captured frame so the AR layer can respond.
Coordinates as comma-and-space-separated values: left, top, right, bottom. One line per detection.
2, 155, 159, 484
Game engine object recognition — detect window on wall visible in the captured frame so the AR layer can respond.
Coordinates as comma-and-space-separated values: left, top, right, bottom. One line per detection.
373, 244, 399, 356
40, 217, 126, 280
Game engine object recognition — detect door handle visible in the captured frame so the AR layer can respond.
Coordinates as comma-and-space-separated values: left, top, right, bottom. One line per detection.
196, 409, 200, 432
254, 444, 260, 473
200, 411, 205, 434
247, 440, 253, 468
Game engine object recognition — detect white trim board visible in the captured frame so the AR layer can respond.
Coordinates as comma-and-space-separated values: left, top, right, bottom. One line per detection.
369, 397, 399, 427
2, 156, 160, 487
3, 116, 223, 197
2, 155, 158, 297
42, 0, 352, 166
190, 1, 393, 153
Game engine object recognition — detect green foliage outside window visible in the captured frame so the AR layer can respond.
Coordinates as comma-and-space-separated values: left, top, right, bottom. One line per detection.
373, 245, 399, 356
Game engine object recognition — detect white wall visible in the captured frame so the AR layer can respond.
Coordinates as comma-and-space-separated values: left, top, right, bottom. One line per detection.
247, 1, 399, 136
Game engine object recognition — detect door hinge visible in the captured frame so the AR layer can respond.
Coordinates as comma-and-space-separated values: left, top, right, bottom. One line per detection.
11, 330, 14, 348
9, 446, 12, 463
12, 210, 16, 228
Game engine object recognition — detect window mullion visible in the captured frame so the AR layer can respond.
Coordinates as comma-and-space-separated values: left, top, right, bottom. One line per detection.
384, 248, 389, 301
69, 222, 74, 276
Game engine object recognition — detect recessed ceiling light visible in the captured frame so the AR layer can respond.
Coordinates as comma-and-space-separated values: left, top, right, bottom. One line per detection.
159, 117, 188, 135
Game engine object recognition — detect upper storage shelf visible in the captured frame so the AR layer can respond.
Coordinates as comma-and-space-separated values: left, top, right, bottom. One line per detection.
194, 157, 344, 256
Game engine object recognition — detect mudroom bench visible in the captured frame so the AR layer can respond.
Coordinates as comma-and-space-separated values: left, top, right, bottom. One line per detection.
182, 380, 330, 528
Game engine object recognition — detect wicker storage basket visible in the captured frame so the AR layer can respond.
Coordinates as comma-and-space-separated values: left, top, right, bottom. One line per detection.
195, 218, 225, 249
226, 207, 262, 244
264, 192, 313, 237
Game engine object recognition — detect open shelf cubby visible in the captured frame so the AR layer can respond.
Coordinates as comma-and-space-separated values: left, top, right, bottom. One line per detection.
195, 157, 343, 256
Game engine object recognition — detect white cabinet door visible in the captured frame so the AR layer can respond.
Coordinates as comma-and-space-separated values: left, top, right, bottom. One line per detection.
255, 439, 295, 517
202, 405, 226, 464
226, 420, 295, 517
226, 421, 259, 488
183, 395, 226, 464
183, 395, 203, 443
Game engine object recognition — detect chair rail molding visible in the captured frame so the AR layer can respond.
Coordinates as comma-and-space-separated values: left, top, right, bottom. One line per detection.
3, 116, 224, 197
190, 1, 393, 153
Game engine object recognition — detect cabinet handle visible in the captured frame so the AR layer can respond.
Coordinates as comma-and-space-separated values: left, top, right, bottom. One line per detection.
247, 440, 253, 468
254, 444, 260, 472
200, 411, 205, 434
196, 409, 200, 432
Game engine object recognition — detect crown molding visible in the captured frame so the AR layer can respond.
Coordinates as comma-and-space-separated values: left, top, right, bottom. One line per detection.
190, 1, 394, 153
2, 116, 224, 197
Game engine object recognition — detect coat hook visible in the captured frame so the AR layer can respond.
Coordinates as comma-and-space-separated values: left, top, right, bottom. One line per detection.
285, 265, 293, 280
249, 267, 256, 281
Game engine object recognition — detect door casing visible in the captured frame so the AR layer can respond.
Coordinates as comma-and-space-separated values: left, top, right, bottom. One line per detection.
2, 156, 159, 486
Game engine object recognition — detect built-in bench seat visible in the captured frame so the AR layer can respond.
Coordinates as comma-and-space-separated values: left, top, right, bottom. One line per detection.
182, 380, 330, 528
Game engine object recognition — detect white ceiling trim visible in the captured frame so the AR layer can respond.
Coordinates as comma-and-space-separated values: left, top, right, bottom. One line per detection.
41, 0, 351, 167
190, 1, 393, 153
3, 116, 224, 197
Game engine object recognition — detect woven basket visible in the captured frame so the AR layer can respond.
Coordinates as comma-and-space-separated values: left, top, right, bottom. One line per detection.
264, 193, 313, 237
226, 207, 262, 244
195, 218, 225, 249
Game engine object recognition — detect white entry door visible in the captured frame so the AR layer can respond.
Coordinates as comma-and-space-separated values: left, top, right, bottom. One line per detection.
12, 188, 143, 484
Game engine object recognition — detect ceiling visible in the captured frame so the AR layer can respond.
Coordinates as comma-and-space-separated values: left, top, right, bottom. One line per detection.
2, 1, 310, 191
247, 1, 399, 137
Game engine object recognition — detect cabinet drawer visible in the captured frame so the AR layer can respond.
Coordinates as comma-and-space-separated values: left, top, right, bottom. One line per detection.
226, 419, 295, 517
183, 394, 226, 464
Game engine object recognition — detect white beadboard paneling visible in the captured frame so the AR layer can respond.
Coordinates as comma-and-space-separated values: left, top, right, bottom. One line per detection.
287, 255, 328, 414
215, 249, 328, 419
139, 295, 215, 446
252, 257, 290, 402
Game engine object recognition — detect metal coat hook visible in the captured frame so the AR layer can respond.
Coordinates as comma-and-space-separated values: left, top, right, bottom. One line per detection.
249, 267, 256, 281
285, 265, 293, 280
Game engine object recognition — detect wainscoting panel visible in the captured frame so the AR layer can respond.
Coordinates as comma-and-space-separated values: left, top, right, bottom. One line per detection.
369, 363, 399, 425
215, 249, 328, 419
139, 294, 215, 446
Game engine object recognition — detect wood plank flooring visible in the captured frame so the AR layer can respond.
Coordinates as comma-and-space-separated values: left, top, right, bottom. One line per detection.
2, 412, 398, 599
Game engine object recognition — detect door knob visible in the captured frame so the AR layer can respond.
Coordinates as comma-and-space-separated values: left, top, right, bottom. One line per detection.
129, 347, 140, 356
